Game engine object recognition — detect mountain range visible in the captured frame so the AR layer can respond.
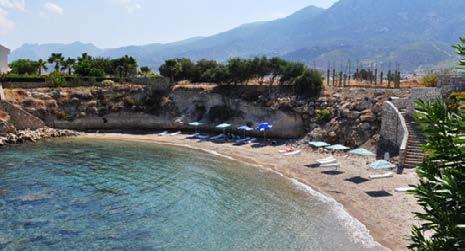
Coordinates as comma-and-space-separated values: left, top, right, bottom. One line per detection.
9, 0, 465, 72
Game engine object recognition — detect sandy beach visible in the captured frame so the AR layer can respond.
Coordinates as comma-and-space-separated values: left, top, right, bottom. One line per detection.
81, 133, 420, 250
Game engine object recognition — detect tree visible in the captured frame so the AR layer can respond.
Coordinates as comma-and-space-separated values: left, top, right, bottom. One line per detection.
269, 57, 287, 84
159, 59, 181, 82
293, 69, 323, 98
227, 58, 251, 84
37, 59, 48, 75
452, 37, 465, 67
61, 58, 76, 75
280, 62, 306, 85
8, 59, 40, 75
140, 66, 152, 77
48, 53, 64, 72
409, 100, 465, 250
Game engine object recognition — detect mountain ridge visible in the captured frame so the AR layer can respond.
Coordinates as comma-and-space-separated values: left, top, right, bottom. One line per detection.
10, 0, 464, 72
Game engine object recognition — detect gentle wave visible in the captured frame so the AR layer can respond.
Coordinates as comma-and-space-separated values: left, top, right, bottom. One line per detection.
290, 178, 386, 250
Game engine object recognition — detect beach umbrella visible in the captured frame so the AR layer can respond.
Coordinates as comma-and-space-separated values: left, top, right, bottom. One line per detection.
256, 122, 273, 140
216, 123, 232, 134
309, 141, 330, 148
189, 122, 203, 133
369, 160, 395, 170
325, 144, 351, 151
349, 148, 375, 156
237, 125, 253, 138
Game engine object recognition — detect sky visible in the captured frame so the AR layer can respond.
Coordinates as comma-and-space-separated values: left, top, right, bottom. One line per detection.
0, 0, 338, 50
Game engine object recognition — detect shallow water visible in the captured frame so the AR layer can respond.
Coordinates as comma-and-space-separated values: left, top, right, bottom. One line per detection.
0, 138, 383, 250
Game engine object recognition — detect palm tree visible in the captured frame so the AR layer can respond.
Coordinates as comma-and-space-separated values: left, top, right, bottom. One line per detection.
36, 59, 48, 75
48, 53, 64, 72
61, 58, 76, 75
77, 53, 92, 63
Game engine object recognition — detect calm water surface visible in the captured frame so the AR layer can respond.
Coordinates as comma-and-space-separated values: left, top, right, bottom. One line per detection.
0, 138, 382, 250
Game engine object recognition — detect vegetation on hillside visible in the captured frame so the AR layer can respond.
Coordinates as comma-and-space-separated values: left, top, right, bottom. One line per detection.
409, 100, 465, 250
159, 57, 323, 97
8, 53, 152, 79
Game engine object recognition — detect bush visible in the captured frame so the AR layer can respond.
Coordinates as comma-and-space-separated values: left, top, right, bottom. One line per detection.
420, 73, 438, 87
294, 69, 323, 97
317, 107, 332, 122
102, 80, 116, 86
409, 100, 465, 250
48, 72, 67, 87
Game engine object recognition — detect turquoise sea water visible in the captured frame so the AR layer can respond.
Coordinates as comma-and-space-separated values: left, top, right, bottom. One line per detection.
0, 139, 383, 250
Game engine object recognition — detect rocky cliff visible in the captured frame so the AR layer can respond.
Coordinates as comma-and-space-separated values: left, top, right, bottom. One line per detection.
4, 84, 410, 146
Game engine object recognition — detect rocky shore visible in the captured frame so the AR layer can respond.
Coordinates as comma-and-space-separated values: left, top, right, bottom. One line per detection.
0, 127, 80, 147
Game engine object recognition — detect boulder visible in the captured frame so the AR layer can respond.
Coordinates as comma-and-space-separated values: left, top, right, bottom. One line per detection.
360, 112, 376, 122
354, 100, 372, 111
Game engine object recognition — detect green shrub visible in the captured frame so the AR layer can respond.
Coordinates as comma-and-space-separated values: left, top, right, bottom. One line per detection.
102, 80, 116, 86
294, 69, 323, 97
420, 73, 438, 87
317, 107, 332, 122
48, 72, 67, 87
409, 100, 465, 250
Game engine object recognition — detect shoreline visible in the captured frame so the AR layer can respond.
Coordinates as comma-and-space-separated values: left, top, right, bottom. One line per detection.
80, 132, 420, 250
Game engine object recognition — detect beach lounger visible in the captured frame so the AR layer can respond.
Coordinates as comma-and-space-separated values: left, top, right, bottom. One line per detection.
317, 157, 337, 165
158, 131, 168, 136
369, 172, 394, 180
169, 131, 182, 136
395, 187, 415, 192
283, 150, 302, 156
188, 133, 200, 138
247, 138, 257, 144
196, 134, 210, 140
210, 134, 226, 141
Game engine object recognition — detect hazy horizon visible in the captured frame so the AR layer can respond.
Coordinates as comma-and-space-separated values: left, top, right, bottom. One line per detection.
0, 0, 338, 50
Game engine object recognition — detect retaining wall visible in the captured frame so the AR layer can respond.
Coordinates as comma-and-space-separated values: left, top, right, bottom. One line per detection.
379, 101, 408, 161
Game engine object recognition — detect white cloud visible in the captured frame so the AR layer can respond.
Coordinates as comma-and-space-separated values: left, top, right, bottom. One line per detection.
0, 8, 14, 35
43, 2, 63, 15
112, 0, 141, 14
0, 0, 25, 11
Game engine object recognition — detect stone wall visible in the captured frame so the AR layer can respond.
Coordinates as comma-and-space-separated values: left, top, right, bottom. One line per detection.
407, 87, 442, 115
438, 76, 465, 95
0, 101, 45, 130
379, 101, 408, 159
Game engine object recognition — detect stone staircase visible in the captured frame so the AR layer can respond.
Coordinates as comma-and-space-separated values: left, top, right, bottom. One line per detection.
403, 116, 426, 169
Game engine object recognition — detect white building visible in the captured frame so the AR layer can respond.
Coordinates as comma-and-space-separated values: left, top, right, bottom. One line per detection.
0, 44, 11, 74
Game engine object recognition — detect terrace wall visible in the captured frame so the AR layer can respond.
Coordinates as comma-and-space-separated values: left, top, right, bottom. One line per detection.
379, 101, 408, 159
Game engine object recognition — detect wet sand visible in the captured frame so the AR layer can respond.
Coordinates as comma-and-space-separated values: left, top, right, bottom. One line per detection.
81, 133, 420, 250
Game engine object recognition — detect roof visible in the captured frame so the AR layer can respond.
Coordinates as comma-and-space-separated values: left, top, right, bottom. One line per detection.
0, 44, 10, 54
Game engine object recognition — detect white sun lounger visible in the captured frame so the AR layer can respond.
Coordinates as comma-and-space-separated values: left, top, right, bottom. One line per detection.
283, 150, 302, 156
158, 131, 168, 136
317, 157, 337, 165
247, 138, 257, 144
169, 131, 182, 136
188, 133, 200, 138
395, 187, 415, 192
369, 172, 394, 180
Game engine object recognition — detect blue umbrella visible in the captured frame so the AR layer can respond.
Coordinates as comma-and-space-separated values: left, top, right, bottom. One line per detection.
256, 122, 273, 140
349, 148, 375, 156
309, 141, 330, 148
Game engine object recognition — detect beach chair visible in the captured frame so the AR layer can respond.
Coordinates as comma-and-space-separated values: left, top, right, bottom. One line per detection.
169, 131, 181, 136
369, 172, 394, 180
210, 134, 226, 141
283, 150, 302, 156
236, 137, 251, 144
317, 157, 337, 165
158, 131, 168, 136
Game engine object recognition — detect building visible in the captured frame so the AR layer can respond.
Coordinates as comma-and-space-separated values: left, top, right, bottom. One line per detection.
0, 44, 11, 74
